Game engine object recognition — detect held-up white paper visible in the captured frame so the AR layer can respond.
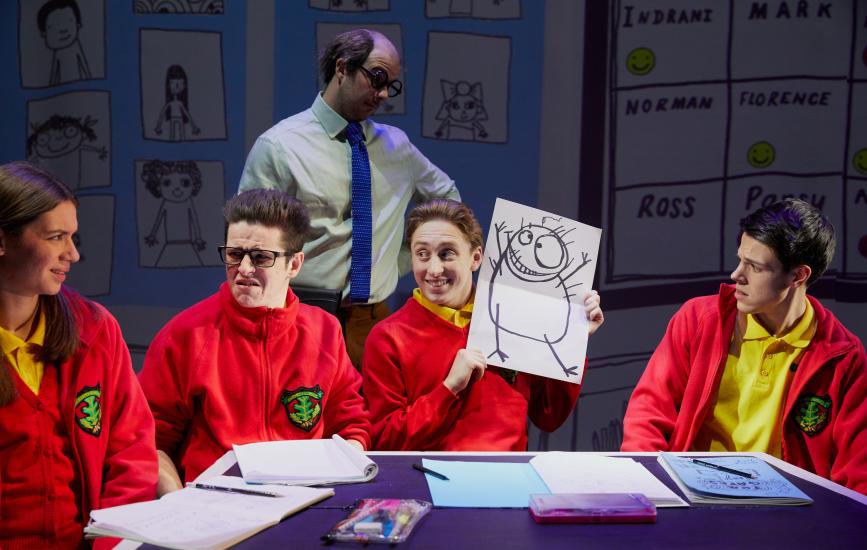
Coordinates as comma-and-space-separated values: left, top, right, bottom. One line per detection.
467, 198, 601, 383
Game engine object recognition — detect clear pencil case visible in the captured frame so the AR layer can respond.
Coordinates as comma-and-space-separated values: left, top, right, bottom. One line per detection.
322, 498, 432, 544
529, 493, 657, 524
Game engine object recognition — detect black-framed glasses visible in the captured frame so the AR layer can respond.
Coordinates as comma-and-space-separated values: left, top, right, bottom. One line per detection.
218, 246, 294, 268
358, 66, 403, 98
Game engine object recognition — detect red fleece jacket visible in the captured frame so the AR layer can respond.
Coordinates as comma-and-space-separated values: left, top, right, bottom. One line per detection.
363, 298, 581, 451
139, 283, 370, 482
622, 284, 867, 494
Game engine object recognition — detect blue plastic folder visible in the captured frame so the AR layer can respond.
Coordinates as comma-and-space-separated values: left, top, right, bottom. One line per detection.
421, 459, 549, 508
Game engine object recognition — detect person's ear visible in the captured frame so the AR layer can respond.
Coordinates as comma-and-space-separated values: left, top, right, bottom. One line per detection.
335, 58, 347, 84
790, 264, 811, 288
0, 229, 6, 257
287, 251, 304, 280
470, 247, 483, 272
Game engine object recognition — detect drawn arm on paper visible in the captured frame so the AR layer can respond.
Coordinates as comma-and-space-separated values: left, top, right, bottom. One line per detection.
486, 216, 592, 377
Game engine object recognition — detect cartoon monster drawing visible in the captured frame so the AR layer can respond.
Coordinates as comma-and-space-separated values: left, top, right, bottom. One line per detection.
486, 216, 592, 378
434, 80, 489, 141
26, 114, 107, 189
154, 64, 201, 141
38, 0, 92, 86
141, 160, 207, 266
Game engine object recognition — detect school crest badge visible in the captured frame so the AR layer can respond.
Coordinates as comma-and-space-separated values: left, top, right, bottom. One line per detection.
280, 385, 324, 432
793, 394, 831, 437
74, 384, 102, 436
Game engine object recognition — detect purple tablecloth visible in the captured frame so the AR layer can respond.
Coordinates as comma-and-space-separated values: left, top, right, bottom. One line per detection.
142, 454, 867, 549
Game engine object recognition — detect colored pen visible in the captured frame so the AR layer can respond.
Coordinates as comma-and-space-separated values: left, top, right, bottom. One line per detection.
691, 459, 756, 479
191, 483, 280, 497
412, 463, 449, 481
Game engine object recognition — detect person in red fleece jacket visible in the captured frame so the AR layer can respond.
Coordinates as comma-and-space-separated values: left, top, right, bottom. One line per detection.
139, 189, 370, 496
622, 198, 867, 494
363, 199, 604, 451
0, 161, 157, 549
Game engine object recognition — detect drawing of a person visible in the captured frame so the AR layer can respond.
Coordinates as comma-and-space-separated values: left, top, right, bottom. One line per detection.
142, 160, 207, 266
154, 65, 201, 141
26, 114, 108, 189
434, 80, 489, 141
38, 0, 92, 86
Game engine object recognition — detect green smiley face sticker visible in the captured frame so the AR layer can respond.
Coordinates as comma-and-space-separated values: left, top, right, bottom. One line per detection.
747, 141, 776, 169
626, 47, 655, 76
853, 148, 867, 175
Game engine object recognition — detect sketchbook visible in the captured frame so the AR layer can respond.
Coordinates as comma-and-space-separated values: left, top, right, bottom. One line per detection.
84, 479, 333, 550
234, 434, 378, 486
658, 453, 813, 505
423, 454, 687, 508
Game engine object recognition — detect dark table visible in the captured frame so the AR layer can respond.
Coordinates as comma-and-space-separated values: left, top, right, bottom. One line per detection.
143, 453, 867, 549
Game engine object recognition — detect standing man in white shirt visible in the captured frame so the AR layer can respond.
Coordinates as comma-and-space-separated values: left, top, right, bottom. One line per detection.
239, 28, 460, 369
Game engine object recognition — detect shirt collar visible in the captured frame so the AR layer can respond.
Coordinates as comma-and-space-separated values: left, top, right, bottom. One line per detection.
412, 288, 474, 328
311, 93, 354, 140
743, 299, 816, 348
0, 309, 46, 357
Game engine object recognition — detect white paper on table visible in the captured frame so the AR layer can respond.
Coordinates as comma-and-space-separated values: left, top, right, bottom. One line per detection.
468, 198, 601, 383
233, 435, 377, 485
529, 452, 688, 507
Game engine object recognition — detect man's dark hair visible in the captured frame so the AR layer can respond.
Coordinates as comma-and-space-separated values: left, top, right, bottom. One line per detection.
223, 189, 310, 254
740, 198, 835, 286
37, 0, 82, 33
318, 29, 375, 86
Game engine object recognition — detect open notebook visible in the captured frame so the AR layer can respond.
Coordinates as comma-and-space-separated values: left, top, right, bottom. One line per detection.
234, 434, 378, 485
422, 453, 687, 508
658, 453, 813, 505
84, 477, 333, 550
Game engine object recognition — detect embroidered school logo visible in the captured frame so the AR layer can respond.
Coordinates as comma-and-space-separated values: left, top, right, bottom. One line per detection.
74, 384, 102, 436
793, 394, 832, 437
280, 385, 324, 432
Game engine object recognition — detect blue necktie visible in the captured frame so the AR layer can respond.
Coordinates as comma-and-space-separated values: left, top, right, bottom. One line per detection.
346, 122, 372, 303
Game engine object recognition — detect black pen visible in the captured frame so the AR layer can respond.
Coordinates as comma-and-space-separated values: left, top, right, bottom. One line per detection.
691, 458, 756, 479
191, 483, 280, 497
413, 463, 450, 481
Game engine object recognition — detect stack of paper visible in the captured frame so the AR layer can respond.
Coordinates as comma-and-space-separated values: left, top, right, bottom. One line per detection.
84, 478, 333, 550
658, 453, 813, 505
234, 434, 378, 485
421, 453, 687, 508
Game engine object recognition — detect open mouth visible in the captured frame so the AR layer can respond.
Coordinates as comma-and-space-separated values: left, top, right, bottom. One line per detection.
508, 248, 543, 277
426, 278, 449, 288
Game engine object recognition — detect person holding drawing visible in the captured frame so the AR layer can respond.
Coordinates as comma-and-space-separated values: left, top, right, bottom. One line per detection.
362, 199, 604, 451
622, 198, 867, 494
139, 190, 370, 496
0, 161, 157, 548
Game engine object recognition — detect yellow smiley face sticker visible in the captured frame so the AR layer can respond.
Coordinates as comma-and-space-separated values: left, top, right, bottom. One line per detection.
626, 47, 655, 76
852, 148, 867, 175
747, 141, 776, 169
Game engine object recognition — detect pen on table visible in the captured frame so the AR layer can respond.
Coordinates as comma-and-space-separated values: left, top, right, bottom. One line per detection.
691, 458, 756, 479
191, 483, 280, 497
412, 463, 449, 481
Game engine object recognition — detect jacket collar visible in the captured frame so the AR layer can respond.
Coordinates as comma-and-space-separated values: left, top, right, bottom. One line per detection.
218, 282, 299, 340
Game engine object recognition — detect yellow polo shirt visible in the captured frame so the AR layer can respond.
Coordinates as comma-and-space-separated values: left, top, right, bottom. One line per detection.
413, 288, 474, 328
0, 312, 47, 395
694, 300, 815, 458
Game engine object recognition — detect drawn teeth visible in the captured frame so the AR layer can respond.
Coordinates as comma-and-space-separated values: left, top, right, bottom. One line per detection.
508, 248, 541, 276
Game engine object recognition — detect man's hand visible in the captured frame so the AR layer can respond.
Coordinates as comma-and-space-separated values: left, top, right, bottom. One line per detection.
156, 450, 184, 497
347, 439, 365, 452
584, 290, 604, 336
443, 348, 487, 395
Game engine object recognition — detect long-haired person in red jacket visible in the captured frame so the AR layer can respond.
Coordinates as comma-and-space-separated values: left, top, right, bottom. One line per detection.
363, 199, 604, 451
0, 161, 158, 549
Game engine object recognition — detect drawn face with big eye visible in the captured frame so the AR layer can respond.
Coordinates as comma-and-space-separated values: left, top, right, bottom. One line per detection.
161, 172, 194, 202
447, 95, 480, 122
43, 7, 79, 50
35, 125, 82, 158
505, 225, 569, 282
